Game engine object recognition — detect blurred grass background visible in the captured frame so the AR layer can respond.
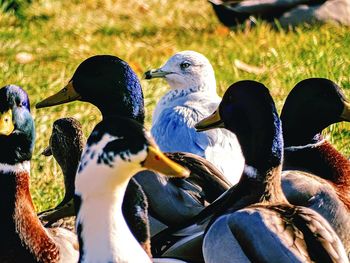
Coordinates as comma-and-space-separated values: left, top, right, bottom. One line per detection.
0, 0, 349, 212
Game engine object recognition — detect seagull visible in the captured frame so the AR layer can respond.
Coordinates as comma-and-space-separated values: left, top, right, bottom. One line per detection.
144, 50, 244, 185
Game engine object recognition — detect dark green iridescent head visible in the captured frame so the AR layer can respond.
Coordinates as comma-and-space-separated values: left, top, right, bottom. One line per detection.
72, 55, 145, 123
281, 78, 350, 146
196, 80, 283, 172
0, 85, 35, 164
36, 55, 145, 124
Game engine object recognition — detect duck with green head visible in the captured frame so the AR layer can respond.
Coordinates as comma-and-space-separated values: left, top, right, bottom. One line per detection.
281, 78, 350, 256
38, 117, 155, 257
0, 85, 78, 262
73, 115, 189, 262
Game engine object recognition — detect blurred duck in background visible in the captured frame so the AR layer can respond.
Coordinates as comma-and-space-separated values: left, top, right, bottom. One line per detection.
209, 0, 350, 27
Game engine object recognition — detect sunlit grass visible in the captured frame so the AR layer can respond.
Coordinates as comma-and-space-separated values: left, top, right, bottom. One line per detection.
0, 0, 349, 211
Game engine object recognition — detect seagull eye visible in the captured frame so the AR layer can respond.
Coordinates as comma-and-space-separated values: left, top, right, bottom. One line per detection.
180, 62, 191, 69
20, 101, 27, 107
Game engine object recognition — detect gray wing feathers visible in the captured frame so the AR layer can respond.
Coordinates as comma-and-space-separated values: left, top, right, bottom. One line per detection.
295, 207, 348, 262
203, 215, 251, 263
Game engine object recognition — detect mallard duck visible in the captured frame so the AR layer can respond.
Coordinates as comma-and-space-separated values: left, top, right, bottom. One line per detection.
36, 55, 231, 235
0, 85, 78, 262
74, 115, 189, 262
196, 80, 348, 262
144, 50, 244, 185
280, 78, 350, 256
38, 117, 84, 230
42, 118, 84, 208
37, 117, 154, 257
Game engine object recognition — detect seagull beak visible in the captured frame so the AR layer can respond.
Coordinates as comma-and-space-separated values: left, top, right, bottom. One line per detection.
143, 146, 190, 178
36, 81, 82, 109
340, 101, 350, 121
195, 109, 225, 132
143, 68, 171, 79
0, 109, 14, 136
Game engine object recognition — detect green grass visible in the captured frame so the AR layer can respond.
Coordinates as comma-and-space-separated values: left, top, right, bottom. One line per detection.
0, 0, 349, 212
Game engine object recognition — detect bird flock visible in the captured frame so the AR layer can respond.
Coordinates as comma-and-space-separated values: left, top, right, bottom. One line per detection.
0, 50, 349, 263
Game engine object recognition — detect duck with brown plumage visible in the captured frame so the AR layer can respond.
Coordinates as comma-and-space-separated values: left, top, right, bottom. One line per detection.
38, 117, 153, 257
0, 85, 78, 262
281, 78, 350, 257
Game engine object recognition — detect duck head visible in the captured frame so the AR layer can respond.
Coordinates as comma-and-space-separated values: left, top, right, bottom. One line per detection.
36, 55, 145, 123
281, 78, 350, 146
0, 85, 35, 164
42, 117, 84, 169
75, 116, 189, 263
144, 51, 216, 92
42, 117, 84, 205
195, 80, 283, 173
76, 116, 189, 195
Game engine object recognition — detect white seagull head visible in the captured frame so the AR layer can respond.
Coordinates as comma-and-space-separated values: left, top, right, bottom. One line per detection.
145, 50, 217, 92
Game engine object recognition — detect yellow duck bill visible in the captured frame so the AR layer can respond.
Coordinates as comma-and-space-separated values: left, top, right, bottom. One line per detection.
36, 82, 82, 109
195, 110, 225, 132
143, 146, 190, 178
0, 109, 14, 136
340, 101, 350, 121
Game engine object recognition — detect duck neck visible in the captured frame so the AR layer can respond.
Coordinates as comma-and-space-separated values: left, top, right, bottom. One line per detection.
283, 133, 324, 149
241, 111, 287, 204
284, 132, 350, 190
60, 167, 77, 206
0, 132, 34, 165
99, 104, 145, 125
317, 141, 350, 187
76, 179, 151, 263
0, 162, 59, 262
259, 165, 287, 204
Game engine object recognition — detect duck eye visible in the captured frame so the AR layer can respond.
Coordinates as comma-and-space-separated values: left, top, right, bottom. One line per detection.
180, 62, 191, 69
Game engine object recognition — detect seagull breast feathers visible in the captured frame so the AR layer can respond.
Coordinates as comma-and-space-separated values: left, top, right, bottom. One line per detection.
151, 90, 244, 183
